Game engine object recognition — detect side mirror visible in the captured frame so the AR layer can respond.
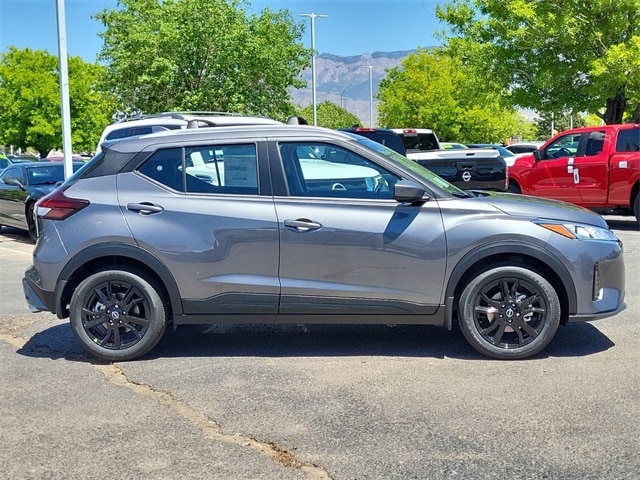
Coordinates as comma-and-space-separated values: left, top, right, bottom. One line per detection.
532, 149, 542, 161
4, 178, 25, 189
394, 180, 428, 204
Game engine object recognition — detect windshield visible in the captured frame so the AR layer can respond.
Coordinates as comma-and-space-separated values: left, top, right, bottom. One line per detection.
346, 134, 469, 197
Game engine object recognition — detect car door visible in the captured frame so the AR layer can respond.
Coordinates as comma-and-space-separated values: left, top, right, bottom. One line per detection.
0, 166, 28, 228
528, 133, 584, 202
117, 141, 281, 315
569, 129, 609, 206
271, 140, 447, 317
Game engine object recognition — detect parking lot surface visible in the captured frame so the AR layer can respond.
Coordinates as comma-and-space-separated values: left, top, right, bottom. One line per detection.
1, 217, 638, 479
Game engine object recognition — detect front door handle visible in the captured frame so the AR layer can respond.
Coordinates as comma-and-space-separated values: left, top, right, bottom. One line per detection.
127, 202, 164, 215
284, 219, 322, 232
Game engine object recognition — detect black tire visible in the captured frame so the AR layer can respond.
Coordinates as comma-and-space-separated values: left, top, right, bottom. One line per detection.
69, 269, 167, 361
458, 266, 560, 360
507, 182, 521, 194
27, 202, 37, 243
633, 193, 639, 225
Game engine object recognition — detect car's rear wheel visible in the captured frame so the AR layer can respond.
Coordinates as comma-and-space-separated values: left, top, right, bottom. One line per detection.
69, 269, 167, 361
458, 266, 560, 360
633, 192, 639, 224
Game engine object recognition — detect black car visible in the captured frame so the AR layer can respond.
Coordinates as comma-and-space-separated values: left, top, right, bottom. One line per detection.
0, 162, 84, 241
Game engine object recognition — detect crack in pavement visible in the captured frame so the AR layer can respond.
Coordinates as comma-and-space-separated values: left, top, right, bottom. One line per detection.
2, 331, 333, 479
95, 364, 333, 480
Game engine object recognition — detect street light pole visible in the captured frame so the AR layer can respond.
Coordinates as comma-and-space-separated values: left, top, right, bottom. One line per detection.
368, 65, 373, 127
299, 13, 328, 126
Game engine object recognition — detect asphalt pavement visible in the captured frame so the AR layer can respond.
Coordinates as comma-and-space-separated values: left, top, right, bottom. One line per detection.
1, 217, 638, 479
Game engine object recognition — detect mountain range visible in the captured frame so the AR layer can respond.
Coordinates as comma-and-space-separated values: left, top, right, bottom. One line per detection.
290, 50, 416, 126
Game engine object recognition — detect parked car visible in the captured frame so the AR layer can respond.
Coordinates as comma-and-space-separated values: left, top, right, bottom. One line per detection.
343, 128, 508, 191
96, 111, 283, 153
0, 162, 84, 241
441, 142, 468, 149
7, 154, 39, 163
505, 141, 545, 157
23, 124, 625, 362
338, 127, 406, 155
41, 155, 88, 162
467, 143, 518, 166
508, 124, 640, 222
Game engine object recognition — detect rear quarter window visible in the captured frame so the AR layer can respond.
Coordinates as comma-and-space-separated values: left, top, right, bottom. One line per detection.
616, 128, 640, 152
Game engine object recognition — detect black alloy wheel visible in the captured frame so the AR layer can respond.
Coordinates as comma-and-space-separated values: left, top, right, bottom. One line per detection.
458, 266, 560, 360
69, 269, 167, 361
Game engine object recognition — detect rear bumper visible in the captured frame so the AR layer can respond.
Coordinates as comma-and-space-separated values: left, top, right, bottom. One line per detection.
23, 266, 56, 314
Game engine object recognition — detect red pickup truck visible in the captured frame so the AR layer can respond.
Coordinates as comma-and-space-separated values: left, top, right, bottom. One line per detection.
508, 124, 640, 223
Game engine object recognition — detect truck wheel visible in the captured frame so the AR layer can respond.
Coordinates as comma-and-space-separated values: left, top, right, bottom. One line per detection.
458, 266, 560, 360
508, 183, 521, 194
69, 269, 167, 361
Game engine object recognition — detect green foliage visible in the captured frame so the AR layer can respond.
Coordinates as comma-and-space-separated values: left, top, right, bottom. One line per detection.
533, 112, 588, 140
0, 47, 113, 157
436, 0, 640, 124
377, 49, 524, 143
95, 0, 311, 119
297, 101, 361, 129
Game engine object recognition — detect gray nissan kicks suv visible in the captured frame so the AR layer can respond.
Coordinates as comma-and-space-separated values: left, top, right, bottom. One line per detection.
23, 125, 626, 361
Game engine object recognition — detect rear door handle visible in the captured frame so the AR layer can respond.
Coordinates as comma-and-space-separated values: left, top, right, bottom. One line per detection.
127, 202, 164, 215
284, 219, 322, 232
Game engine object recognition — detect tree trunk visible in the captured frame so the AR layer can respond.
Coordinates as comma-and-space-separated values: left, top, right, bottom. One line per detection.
602, 92, 626, 125
631, 103, 640, 124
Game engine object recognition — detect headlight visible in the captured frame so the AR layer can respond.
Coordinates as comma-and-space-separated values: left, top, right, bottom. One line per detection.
534, 221, 618, 241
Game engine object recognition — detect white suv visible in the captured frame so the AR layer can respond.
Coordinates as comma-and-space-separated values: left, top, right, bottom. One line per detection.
96, 112, 283, 153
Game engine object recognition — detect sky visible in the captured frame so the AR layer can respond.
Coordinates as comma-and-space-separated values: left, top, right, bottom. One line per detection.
0, 0, 444, 62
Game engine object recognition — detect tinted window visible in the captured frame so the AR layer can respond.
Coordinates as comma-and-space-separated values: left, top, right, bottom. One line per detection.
1, 167, 25, 185
398, 132, 439, 151
27, 166, 66, 186
138, 144, 259, 195
616, 127, 640, 152
279, 142, 399, 199
584, 131, 605, 156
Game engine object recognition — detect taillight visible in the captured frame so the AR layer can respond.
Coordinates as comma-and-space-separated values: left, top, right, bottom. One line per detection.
36, 187, 89, 220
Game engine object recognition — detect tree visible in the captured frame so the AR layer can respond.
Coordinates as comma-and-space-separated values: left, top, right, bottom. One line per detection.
0, 47, 113, 157
377, 48, 524, 143
297, 101, 361, 129
533, 112, 588, 141
436, 0, 640, 124
95, 0, 311, 120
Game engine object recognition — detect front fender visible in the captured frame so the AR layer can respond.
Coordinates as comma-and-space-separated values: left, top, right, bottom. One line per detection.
444, 241, 577, 327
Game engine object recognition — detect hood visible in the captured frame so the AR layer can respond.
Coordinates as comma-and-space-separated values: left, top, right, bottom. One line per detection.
472, 191, 609, 228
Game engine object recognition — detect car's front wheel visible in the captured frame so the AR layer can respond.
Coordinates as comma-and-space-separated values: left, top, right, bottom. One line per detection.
69, 269, 167, 361
458, 266, 560, 360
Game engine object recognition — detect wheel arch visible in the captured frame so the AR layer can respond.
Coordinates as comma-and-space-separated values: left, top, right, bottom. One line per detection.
54, 243, 182, 320
445, 242, 576, 328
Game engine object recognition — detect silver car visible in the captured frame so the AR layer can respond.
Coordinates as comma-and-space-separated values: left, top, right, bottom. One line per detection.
23, 125, 626, 361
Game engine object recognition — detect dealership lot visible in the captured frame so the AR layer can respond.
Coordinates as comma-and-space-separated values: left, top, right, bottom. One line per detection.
1, 216, 638, 479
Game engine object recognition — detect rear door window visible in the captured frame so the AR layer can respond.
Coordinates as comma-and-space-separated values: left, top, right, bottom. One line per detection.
138, 144, 259, 195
